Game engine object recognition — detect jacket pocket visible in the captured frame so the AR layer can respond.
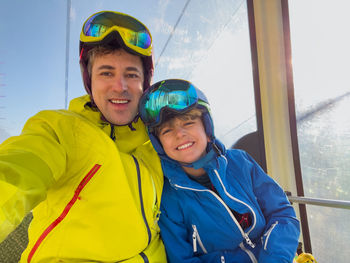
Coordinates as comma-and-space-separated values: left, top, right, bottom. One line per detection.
192, 224, 208, 254
262, 221, 279, 251
239, 242, 258, 263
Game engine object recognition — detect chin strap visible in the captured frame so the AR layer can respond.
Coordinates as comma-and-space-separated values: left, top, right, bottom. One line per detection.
124, 114, 140, 131
127, 122, 136, 131
181, 140, 221, 170
106, 113, 139, 133
110, 124, 116, 141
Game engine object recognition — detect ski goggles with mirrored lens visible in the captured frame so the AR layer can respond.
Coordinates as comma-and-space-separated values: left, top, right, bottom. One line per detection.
80, 11, 152, 56
139, 79, 209, 128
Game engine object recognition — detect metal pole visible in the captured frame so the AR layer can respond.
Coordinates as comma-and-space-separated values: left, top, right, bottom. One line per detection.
64, 0, 72, 109
288, 195, 350, 210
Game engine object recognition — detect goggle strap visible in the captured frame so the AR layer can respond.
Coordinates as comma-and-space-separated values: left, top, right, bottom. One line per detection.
80, 47, 84, 60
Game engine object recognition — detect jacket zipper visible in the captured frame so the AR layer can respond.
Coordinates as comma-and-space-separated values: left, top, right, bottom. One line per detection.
239, 242, 258, 263
191, 225, 208, 254
132, 155, 152, 247
212, 169, 256, 248
150, 171, 160, 228
174, 183, 256, 249
263, 221, 278, 250
139, 251, 149, 263
186, 199, 225, 263
27, 164, 101, 263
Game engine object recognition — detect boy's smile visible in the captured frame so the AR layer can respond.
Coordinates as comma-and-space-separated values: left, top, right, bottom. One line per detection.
177, 142, 194, 150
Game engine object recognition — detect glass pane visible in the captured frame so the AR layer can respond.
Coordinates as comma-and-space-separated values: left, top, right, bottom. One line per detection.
289, 1, 350, 262
151, 0, 256, 147
0, 0, 255, 148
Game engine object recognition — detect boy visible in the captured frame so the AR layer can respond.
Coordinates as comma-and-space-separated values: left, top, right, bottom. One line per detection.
139, 79, 300, 263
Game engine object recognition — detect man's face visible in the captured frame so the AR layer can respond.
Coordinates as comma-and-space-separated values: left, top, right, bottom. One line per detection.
91, 49, 144, 125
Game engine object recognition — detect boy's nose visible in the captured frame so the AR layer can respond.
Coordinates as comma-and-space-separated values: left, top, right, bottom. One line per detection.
174, 127, 186, 138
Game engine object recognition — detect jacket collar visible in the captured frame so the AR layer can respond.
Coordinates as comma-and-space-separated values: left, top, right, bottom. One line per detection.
162, 139, 227, 187
68, 95, 149, 154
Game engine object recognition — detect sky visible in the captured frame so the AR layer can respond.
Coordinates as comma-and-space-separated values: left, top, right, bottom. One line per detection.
1, 0, 349, 145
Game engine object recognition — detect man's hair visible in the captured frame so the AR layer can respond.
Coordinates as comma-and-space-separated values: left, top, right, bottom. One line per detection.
154, 108, 204, 136
87, 45, 122, 77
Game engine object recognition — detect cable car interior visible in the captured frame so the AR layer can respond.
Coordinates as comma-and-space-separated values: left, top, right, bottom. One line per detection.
0, 0, 349, 262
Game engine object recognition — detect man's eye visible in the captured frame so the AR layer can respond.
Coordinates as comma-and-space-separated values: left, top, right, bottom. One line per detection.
126, 73, 140, 79
100, 72, 112, 76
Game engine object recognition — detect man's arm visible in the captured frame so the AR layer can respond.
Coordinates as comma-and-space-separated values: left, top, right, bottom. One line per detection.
0, 112, 66, 242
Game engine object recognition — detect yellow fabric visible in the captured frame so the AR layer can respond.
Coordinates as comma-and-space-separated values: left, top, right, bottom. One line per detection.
0, 95, 166, 262
295, 253, 317, 263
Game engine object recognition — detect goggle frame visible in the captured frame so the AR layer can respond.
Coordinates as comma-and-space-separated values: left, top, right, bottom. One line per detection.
139, 79, 210, 128
80, 11, 152, 57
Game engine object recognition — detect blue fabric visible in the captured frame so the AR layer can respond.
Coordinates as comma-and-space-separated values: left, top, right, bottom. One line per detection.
159, 140, 300, 263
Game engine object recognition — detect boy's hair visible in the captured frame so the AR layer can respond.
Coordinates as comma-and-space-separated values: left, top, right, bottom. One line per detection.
153, 108, 204, 136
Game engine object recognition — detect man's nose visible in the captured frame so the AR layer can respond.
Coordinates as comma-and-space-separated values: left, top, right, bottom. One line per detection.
112, 75, 128, 92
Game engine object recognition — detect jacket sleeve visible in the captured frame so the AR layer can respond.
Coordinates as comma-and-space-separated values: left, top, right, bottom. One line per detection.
243, 152, 300, 263
0, 111, 66, 242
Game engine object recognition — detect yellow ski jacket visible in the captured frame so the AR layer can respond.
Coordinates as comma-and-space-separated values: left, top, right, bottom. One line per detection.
0, 95, 166, 262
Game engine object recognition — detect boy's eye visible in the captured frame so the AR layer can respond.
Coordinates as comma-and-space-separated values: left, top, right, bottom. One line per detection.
160, 128, 172, 136
184, 121, 195, 126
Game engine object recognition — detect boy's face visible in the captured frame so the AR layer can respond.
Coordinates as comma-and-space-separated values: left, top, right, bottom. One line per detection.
91, 49, 144, 125
158, 116, 209, 164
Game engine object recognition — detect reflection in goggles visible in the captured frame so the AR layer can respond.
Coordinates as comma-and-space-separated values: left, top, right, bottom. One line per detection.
140, 80, 199, 127
82, 11, 152, 51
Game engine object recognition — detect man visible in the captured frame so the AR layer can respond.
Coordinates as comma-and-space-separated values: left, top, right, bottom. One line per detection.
0, 11, 166, 262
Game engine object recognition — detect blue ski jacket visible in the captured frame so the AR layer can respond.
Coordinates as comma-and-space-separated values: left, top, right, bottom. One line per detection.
158, 140, 300, 263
